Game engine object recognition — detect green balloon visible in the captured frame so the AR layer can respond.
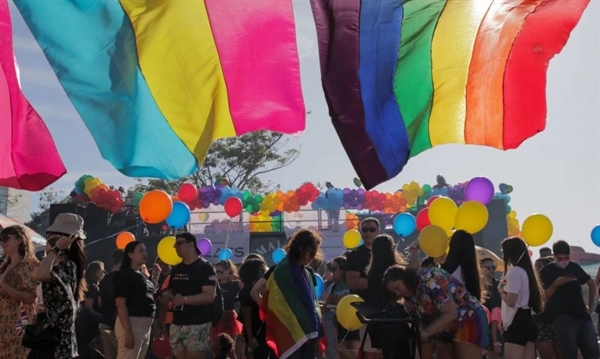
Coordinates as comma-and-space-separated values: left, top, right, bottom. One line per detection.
255, 195, 264, 203
423, 184, 432, 193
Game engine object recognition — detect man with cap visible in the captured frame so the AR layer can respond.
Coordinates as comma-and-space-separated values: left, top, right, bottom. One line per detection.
154, 232, 216, 359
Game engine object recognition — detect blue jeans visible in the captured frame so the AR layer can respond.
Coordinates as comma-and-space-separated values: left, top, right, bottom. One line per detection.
553, 314, 600, 359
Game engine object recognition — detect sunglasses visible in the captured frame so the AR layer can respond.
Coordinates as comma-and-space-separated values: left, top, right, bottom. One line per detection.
0, 235, 15, 243
362, 227, 377, 233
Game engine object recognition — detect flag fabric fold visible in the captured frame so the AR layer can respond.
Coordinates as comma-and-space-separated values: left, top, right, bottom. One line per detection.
311, 0, 590, 189
0, 0, 66, 191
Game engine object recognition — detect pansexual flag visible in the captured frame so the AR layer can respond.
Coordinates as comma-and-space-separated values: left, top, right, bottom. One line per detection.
13, 0, 305, 180
0, 0, 66, 190
311, 0, 589, 189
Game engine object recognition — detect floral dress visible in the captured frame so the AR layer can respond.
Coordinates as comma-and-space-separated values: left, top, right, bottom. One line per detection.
0, 258, 39, 359
407, 267, 489, 347
42, 260, 79, 359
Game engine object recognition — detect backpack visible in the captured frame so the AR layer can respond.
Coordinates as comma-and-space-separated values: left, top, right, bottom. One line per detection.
195, 259, 224, 326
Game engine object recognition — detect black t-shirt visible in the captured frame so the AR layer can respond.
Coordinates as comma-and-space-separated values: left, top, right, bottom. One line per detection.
168, 258, 217, 325
483, 277, 501, 312
113, 268, 156, 318
238, 285, 264, 341
221, 281, 240, 310
540, 262, 591, 319
98, 271, 118, 328
345, 245, 372, 300
85, 282, 101, 313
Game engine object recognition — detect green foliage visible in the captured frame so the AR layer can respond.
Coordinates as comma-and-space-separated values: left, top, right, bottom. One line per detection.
25, 188, 69, 234
129, 131, 299, 194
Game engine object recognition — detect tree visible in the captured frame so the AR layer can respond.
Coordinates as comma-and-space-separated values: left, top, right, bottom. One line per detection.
129, 131, 299, 194
25, 188, 70, 234
0, 188, 22, 213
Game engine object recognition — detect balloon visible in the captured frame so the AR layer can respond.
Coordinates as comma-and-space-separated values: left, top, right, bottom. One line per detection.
218, 248, 233, 261
419, 225, 449, 258
464, 177, 494, 204
393, 213, 416, 237
522, 214, 553, 247
157, 236, 182, 266
197, 238, 212, 256
428, 197, 457, 230
315, 274, 325, 298
416, 208, 431, 231
177, 183, 198, 203
116, 231, 135, 249
224, 197, 243, 218
592, 225, 600, 248
166, 202, 191, 229
139, 190, 173, 224
336, 294, 364, 331
343, 230, 362, 249
272, 248, 286, 264
426, 195, 439, 207
455, 201, 489, 234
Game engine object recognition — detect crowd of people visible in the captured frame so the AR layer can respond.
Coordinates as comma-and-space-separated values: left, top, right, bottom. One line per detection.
0, 214, 599, 359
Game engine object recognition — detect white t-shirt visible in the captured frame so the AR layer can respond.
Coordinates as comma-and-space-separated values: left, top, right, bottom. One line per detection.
451, 266, 465, 285
501, 266, 530, 330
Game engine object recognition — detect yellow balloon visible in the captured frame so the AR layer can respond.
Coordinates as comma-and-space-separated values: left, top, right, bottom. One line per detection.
522, 214, 553, 247
157, 236, 183, 266
420, 225, 449, 258
336, 294, 364, 331
455, 201, 489, 234
428, 197, 458, 230
343, 230, 362, 249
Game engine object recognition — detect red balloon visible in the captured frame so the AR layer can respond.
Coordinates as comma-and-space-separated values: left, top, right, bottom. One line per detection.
224, 197, 243, 218
178, 183, 198, 203
528, 249, 533, 257
426, 196, 439, 207
416, 208, 431, 231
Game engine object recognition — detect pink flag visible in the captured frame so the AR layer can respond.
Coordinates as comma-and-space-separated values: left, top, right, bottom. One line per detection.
0, 0, 65, 191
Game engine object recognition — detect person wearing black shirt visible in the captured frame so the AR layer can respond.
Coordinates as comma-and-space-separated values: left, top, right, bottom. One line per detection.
114, 241, 156, 359
98, 249, 123, 359
346, 217, 379, 358
480, 258, 502, 359
155, 232, 216, 359
539, 240, 599, 359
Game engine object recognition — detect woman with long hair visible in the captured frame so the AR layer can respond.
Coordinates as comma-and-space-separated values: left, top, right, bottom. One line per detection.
384, 265, 489, 359
114, 241, 156, 359
533, 256, 562, 359
238, 257, 277, 359
322, 256, 359, 358
442, 230, 483, 301
499, 237, 544, 359
0, 225, 40, 359
212, 259, 243, 359
366, 234, 406, 305
32, 213, 88, 359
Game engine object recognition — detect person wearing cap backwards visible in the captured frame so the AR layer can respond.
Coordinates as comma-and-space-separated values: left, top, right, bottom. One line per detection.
31, 213, 87, 359
154, 232, 217, 359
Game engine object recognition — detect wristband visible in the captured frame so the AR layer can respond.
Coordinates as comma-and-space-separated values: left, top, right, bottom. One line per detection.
183, 296, 188, 304
52, 246, 64, 256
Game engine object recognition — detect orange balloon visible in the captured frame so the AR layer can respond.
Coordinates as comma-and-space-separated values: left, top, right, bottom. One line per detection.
116, 231, 135, 249
139, 190, 173, 224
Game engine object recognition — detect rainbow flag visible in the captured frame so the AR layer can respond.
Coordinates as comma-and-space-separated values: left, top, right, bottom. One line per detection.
311, 0, 589, 189
13, 0, 304, 180
0, 0, 66, 191
261, 257, 325, 358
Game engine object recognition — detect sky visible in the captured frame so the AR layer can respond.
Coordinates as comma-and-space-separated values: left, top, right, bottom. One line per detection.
8, 1, 600, 254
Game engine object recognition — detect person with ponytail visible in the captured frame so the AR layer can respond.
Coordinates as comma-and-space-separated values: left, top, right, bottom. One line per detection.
32, 213, 88, 359
499, 237, 544, 359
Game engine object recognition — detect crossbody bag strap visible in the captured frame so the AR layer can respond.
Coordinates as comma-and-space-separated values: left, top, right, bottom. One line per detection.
44, 267, 78, 327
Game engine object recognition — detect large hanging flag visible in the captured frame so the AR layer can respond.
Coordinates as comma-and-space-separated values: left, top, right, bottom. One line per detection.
13, 0, 305, 180
0, 0, 66, 191
311, 0, 590, 189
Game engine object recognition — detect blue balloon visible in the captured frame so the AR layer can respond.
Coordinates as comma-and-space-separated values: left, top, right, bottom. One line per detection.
271, 248, 286, 264
314, 274, 325, 299
218, 248, 233, 261
591, 225, 600, 248
166, 202, 191, 229
359, 239, 364, 246
393, 213, 416, 237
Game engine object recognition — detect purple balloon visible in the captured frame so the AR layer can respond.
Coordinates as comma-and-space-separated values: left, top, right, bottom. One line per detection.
464, 177, 494, 204
197, 238, 212, 256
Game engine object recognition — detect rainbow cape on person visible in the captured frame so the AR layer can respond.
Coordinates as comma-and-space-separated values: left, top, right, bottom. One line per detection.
311, 0, 590, 189
11, 0, 304, 182
261, 257, 325, 359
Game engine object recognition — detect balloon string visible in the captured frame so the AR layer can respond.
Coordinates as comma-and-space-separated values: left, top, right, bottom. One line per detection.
85, 224, 138, 247
340, 331, 349, 345
225, 220, 232, 249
